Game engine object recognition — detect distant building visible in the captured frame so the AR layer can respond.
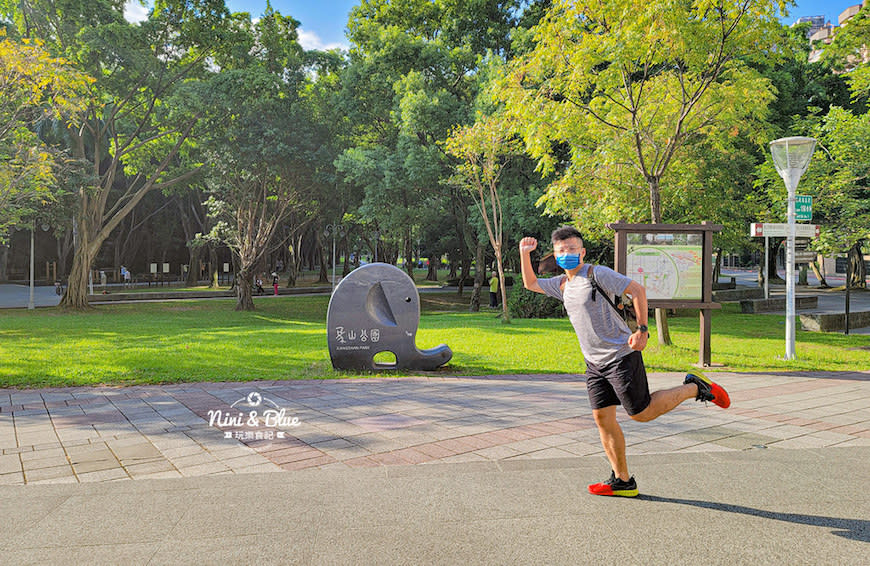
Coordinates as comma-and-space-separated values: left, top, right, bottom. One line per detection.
805, 2, 869, 65
794, 15, 826, 39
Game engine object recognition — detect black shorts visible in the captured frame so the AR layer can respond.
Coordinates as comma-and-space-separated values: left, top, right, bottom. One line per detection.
584, 350, 651, 416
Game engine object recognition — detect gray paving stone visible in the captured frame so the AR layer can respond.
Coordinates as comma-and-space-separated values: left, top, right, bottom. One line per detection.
177, 461, 231, 476
23, 464, 75, 482
124, 460, 178, 476
0, 453, 22, 474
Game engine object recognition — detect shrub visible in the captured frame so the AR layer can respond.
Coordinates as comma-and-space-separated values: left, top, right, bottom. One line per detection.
507, 285, 566, 319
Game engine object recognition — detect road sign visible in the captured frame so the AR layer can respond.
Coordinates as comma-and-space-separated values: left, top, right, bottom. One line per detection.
795, 251, 816, 263
750, 223, 820, 238
795, 195, 812, 221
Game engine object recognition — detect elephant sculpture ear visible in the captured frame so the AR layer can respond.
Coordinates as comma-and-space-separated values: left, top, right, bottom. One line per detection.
366, 282, 398, 327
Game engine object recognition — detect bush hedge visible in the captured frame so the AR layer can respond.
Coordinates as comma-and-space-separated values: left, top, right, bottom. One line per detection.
507, 285, 565, 319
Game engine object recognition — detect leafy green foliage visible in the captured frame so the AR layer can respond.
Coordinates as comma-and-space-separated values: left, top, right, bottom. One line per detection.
337, 0, 524, 269
821, 5, 870, 102
507, 284, 565, 319
196, 10, 332, 310
755, 106, 870, 261
498, 0, 786, 228
0, 33, 90, 237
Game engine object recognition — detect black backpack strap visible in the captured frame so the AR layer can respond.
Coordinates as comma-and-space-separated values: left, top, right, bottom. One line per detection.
587, 265, 624, 318
586, 265, 598, 301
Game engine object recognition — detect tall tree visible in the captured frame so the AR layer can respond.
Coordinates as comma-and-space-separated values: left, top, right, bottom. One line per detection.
4, 0, 231, 309
338, 0, 523, 285
446, 114, 523, 322
498, 0, 785, 344
199, 8, 327, 310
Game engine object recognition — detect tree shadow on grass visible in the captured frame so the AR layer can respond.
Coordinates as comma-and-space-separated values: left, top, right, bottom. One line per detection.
640, 495, 869, 542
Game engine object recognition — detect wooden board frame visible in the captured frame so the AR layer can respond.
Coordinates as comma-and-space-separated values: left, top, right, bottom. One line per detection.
607, 221, 723, 367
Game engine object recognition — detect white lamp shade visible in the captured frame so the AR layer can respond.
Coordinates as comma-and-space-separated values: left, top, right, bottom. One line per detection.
769, 137, 816, 176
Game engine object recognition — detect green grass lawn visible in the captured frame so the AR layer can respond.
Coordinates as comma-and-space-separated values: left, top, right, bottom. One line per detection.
0, 293, 867, 388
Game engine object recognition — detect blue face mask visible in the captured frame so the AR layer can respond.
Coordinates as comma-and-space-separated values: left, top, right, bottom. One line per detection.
555, 253, 580, 270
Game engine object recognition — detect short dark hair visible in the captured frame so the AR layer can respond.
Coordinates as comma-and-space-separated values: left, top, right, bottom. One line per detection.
551, 226, 583, 245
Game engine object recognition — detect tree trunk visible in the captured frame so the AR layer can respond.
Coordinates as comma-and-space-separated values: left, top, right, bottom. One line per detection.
769, 238, 784, 282
317, 245, 328, 284
208, 246, 219, 288
457, 253, 471, 296
647, 176, 671, 346
61, 236, 96, 309
469, 240, 484, 312
185, 245, 201, 286
286, 236, 299, 287
810, 258, 828, 288
404, 231, 415, 280
496, 246, 510, 324
0, 244, 8, 281
648, 177, 662, 224
235, 268, 254, 311
849, 242, 867, 289
426, 259, 438, 281
60, 212, 98, 310
292, 233, 306, 286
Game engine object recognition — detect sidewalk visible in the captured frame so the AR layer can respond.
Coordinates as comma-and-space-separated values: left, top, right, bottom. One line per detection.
1, 372, 868, 564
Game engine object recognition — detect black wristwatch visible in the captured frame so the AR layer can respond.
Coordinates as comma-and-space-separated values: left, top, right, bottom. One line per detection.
637, 324, 648, 334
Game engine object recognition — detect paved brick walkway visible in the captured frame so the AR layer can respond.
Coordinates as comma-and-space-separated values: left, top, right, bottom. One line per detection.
2, 371, 869, 485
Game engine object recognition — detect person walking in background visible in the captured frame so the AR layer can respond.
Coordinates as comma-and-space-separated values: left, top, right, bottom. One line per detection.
519, 226, 730, 498
489, 271, 499, 308
272, 272, 279, 296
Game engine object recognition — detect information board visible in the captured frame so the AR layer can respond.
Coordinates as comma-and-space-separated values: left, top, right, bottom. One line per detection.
626, 232, 703, 300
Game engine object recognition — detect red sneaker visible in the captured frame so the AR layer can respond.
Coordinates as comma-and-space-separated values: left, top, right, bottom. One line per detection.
587, 471, 638, 497
685, 373, 730, 409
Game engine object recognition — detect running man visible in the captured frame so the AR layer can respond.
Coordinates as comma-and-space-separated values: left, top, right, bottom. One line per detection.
519, 226, 730, 497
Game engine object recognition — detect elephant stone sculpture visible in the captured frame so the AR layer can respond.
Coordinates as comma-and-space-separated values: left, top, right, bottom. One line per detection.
326, 263, 452, 371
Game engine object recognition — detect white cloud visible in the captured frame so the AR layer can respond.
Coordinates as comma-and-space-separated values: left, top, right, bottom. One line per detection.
297, 28, 346, 52
124, 1, 149, 24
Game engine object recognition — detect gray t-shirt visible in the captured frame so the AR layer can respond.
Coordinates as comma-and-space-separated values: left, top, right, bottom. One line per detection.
537, 264, 634, 366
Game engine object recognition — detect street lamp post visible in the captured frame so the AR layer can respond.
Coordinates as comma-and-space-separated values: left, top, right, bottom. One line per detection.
324, 223, 345, 293
769, 136, 816, 360
28, 227, 35, 310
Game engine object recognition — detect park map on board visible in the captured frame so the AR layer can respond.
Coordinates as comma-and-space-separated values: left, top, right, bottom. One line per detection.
625, 233, 703, 300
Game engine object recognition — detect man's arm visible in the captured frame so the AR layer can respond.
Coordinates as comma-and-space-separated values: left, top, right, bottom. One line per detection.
625, 280, 649, 351
519, 237, 544, 294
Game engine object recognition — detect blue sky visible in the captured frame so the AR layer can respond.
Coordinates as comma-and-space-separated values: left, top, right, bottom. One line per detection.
125, 1, 866, 51
225, 1, 358, 49
784, 0, 865, 24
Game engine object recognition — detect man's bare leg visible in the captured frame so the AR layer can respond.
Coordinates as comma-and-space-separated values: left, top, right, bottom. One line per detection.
592, 406, 629, 481
629, 384, 698, 423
